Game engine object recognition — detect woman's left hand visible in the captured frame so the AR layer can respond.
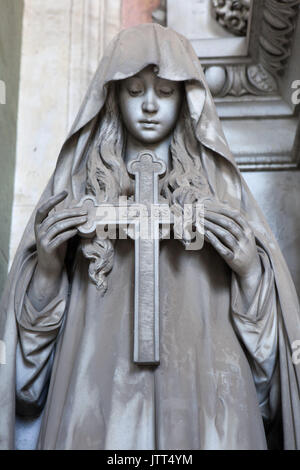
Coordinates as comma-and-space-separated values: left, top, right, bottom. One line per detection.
203, 202, 262, 281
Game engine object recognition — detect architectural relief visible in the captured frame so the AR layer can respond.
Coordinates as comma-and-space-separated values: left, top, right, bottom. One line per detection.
260, 0, 300, 76
155, 0, 300, 97
161, 0, 300, 169
213, 0, 300, 98
212, 0, 251, 36
204, 63, 278, 97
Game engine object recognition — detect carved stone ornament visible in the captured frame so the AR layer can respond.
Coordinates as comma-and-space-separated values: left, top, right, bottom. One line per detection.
212, 0, 300, 97
156, 1, 300, 170
156, 0, 300, 98
204, 63, 278, 97
211, 0, 251, 36
260, 0, 300, 75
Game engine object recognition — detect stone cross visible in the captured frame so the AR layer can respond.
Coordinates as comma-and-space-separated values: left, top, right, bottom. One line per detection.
76, 150, 203, 365
127, 151, 165, 366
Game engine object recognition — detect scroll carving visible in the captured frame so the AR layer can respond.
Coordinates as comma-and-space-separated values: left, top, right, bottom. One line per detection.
260, 0, 300, 75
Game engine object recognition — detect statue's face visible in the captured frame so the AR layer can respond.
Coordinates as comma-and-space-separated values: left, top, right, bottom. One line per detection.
118, 65, 183, 145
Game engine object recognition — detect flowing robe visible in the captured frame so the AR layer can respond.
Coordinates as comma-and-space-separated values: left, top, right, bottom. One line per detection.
1, 23, 299, 451
15, 237, 277, 450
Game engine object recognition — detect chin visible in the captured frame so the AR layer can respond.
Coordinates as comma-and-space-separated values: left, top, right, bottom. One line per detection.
136, 132, 166, 145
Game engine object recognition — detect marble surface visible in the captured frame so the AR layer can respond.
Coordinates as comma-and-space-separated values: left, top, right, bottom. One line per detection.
9, 0, 122, 266
0, 0, 23, 293
244, 170, 300, 298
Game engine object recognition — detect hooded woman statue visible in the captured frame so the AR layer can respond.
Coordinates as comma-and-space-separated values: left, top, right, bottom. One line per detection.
1, 23, 300, 450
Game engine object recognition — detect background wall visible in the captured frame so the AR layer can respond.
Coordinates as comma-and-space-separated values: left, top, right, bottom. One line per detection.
0, 0, 23, 292
3, 0, 300, 299
122, 0, 160, 27
244, 170, 300, 294
9, 0, 122, 265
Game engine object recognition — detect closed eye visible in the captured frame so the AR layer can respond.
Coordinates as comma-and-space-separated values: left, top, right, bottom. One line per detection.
128, 88, 143, 97
126, 78, 144, 97
158, 87, 174, 97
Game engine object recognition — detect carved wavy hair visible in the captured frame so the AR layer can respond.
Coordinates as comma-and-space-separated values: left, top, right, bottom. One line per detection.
81, 82, 211, 293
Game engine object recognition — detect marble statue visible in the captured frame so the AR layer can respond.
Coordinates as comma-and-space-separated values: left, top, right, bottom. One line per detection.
1, 23, 300, 450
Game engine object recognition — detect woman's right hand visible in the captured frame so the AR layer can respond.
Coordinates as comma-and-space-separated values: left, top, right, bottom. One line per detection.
34, 190, 88, 280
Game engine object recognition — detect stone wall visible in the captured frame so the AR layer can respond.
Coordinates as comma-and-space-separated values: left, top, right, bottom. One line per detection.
0, 0, 23, 294
9, 0, 122, 265
244, 170, 300, 295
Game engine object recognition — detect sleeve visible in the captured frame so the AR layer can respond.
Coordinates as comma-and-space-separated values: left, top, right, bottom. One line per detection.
16, 271, 69, 417
231, 246, 278, 423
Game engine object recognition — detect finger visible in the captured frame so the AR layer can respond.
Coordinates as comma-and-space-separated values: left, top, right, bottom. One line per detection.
45, 216, 87, 242
35, 191, 68, 225
205, 230, 234, 260
204, 203, 248, 231
48, 229, 78, 251
40, 208, 88, 233
204, 210, 243, 240
204, 220, 237, 250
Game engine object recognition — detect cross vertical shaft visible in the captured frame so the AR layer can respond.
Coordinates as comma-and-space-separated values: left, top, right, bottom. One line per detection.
128, 151, 166, 365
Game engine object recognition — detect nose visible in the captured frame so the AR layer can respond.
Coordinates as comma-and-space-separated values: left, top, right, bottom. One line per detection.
142, 88, 159, 114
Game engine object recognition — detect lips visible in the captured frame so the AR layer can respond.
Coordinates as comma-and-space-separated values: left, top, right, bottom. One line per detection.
139, 120, 159, 123
139, 120, 160, 128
